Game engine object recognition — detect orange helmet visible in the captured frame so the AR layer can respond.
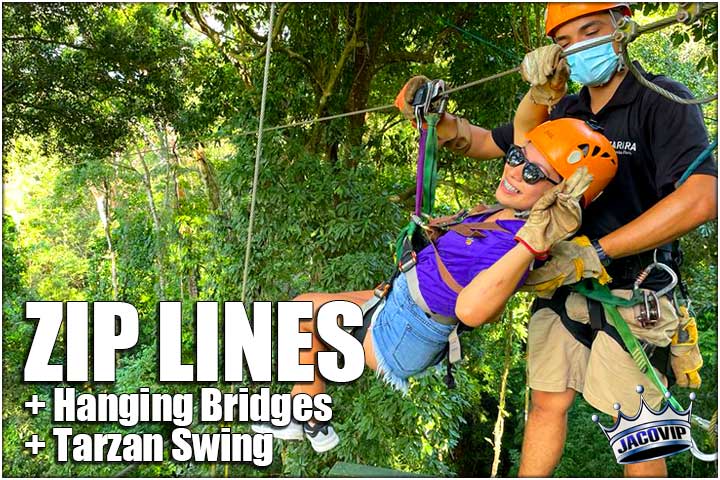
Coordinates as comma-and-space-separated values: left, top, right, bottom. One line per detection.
526, 118, 618, 206
545, 3, 632, 36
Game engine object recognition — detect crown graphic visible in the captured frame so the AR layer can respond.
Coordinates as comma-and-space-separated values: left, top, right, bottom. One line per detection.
592, 385, 694, 464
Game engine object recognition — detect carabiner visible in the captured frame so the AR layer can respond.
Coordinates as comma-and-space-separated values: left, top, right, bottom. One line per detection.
412, 79, 449, 131
633, 261, 678, 298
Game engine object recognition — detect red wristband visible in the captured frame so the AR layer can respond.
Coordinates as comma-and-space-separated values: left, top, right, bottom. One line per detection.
515, 236, 549, 260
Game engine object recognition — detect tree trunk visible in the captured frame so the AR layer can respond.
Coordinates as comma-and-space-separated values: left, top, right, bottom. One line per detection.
193, 143, 220, 211
491, 317, 515, 477
136, 147, 166, 298
158, 123, 180, 211
89, 181, 119, 300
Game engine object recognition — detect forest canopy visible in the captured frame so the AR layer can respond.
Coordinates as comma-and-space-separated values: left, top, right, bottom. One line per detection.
2, 3, 717, 477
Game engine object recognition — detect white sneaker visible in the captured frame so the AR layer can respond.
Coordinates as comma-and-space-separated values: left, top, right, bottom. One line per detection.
251, 420, 305, 440
303, 421, 340, 453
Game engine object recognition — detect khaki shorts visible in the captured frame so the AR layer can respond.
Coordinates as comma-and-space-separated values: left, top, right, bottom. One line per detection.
527, 290, 679, 417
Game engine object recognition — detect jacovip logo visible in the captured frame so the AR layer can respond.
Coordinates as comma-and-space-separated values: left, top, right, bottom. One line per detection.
591, 386, 716, 464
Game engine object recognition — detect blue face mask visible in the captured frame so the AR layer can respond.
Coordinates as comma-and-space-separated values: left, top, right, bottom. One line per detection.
566, 38, 619, 87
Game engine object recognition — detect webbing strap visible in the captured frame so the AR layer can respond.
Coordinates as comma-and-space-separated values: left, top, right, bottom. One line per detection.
573, 279, 683, 411
422, 114, 440, 216
414, 128, 428, 216
603, 301, 683, 411
572, 278, 644, 307
430, 241, 463, 293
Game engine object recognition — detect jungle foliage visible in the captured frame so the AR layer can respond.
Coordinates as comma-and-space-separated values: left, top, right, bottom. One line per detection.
2, 3, 718, 477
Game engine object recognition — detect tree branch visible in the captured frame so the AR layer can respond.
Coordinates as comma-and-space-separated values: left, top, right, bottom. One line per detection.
371, 50, 435, 76
3, 35, 92, 51
314, 4, 364, 116
182, 5, 244, 69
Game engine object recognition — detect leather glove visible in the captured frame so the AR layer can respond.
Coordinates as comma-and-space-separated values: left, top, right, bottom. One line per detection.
515, 166, 592, 260
394, 75, 430, 121
395, 76, 474, 155
671, 306, 703, 388
520, 45, 570, 108
521, 236, 612, 298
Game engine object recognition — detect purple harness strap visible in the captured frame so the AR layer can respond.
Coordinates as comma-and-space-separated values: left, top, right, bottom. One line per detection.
414, 128, 428, 216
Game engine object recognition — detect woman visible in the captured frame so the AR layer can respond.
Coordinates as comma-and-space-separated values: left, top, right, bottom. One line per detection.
253, 112, 618, 453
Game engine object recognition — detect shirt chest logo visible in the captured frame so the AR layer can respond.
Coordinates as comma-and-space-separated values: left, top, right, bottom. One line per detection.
611, 139, 637, 155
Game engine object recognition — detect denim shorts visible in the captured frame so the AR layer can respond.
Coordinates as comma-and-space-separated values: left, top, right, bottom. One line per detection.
370, 273, 455, 393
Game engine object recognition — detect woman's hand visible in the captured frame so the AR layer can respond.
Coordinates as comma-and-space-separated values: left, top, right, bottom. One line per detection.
514, 167, 593, 259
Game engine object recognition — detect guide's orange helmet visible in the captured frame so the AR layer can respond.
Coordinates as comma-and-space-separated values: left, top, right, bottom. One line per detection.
545, 3, 632, 37
527, 118, 618, 206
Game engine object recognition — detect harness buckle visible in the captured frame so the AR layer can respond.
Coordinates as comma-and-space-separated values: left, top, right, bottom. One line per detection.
373, 281, 392, 299
398, 250, 417, 273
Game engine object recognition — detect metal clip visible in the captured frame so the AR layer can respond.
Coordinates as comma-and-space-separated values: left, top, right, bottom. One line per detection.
636, 290, 660, 328
613, 16, 639, 44
677, 3, 703, 24
633, 257, 679, 328
410, 213, 426, 227
633, 260, 678, 298
398, 250, 417, 273
373, 281, 392, 299
412, 79, 449, 131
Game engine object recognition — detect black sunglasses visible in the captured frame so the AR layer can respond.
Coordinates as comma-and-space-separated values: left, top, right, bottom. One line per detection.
505, 144, 560, 186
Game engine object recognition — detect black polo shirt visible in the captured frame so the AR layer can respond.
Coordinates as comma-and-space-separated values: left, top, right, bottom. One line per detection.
492, 62, 717, 289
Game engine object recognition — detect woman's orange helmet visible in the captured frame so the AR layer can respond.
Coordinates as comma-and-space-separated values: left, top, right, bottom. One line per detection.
545, 3, 632, 37
526, 118, 618, 206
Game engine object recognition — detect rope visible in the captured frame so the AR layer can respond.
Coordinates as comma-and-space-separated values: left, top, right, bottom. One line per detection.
235, 3, 716, 137
110, 6, 717, 156
676, 138, 718, 187
441, 19, 522, 62
622, 49, 718, 105
240, 3, 276, 302
237, 103, 395, 136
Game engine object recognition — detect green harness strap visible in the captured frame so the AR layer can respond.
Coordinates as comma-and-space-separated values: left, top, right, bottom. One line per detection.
572, 279, 683, 411
422, 114, 440, 216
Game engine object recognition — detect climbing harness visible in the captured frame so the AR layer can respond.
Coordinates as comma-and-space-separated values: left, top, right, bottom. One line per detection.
355, 79, 475, 388
571, 278, 717, 462
352, 79, 519, 388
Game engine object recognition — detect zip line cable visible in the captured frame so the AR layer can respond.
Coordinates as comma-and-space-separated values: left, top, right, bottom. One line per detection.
440, 18, 522, 62
240, 2, 275, 302
109, 6, 717, 476
233, 5, 716, 137
122, 5, 717, 155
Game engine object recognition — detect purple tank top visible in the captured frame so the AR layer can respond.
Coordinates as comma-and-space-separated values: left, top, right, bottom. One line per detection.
415, 211, 526, 317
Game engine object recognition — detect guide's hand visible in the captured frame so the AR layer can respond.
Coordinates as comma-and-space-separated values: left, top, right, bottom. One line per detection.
520, 45, 569, 108
671, 307, 703, 388
395, 75, 430, 121
515, 167, 592, 259
521, 236, 611, 298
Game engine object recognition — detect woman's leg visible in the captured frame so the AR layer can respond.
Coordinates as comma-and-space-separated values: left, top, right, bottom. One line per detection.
291, 290, 377, 399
